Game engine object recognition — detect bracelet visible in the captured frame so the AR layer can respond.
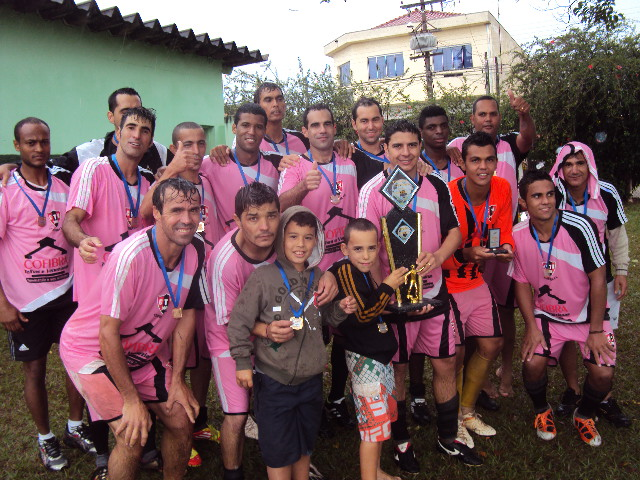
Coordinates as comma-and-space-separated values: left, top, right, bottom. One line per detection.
266, 323, 271, 340
589, 329, 604, 334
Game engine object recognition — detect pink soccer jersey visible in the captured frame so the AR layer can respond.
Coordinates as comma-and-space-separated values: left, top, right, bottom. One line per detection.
358, 171, 459, 304
421, 153, 465, 182
277, 154, 357, 270
509, 210, 606, 323
204, 229, 276, 356
260, 129, 308, 156
66, 157, 151, 303
0, 169, 73, 311
60, 227, 208, 374
200, 154, 279, 243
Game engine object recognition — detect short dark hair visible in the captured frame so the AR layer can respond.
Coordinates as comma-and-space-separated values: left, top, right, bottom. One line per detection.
351, 97, 383, 121
344, 218, 378, 244
253, 82, 283, 104
461, 131, 497, 161
172, 122, 203, 145
152, 178, 200, 213
119, 106, 157, 136
302, 103, 334, 128
234, 103, 268, 126
518, 169, 553, 199
383, 120, 421, 144
108, 87, 141, 112
472, 95, 498, 114
418, 105, 448, 129
234, 182, 280, 218
286, 211, 318, 235
14, 117, 50, 141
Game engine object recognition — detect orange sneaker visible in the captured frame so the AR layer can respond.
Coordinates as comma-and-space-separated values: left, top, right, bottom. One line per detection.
534, 407, 556, 441
573, 411, 602, 447
188, 448, 202, 467
193, 425, 221, 443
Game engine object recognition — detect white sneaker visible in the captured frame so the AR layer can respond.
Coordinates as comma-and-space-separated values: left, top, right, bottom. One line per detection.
456, 420, 474, 448
244, 415, 259, 440
462, 412, 496, 436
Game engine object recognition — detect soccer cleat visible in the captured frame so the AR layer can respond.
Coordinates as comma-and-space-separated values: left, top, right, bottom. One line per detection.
456, 420, 474, 449
309, 463, 325, 479
90, 466, 108, 480
38, 437, 69, 471
187, 448, 202, 467
410, 397, 432, 425
556, 388, 581, 417
598, 398, 632, 428
573, 410, 602, 447
436, 439, 483, 466
244, 415, 259, 440
462, 412, 496, 436
324, 399, 356, 428
193, 425, 221, 442
393, 442, 420, 473
534, 407, 557, 441
63, 424, 97, 455
476, 390, 500, 412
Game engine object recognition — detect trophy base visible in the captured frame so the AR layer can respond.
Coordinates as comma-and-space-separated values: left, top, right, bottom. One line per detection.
387, 298, 442, 314
488, 248, 509, 255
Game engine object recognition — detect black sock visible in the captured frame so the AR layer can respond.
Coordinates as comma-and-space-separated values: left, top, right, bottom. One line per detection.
89, 418, 109, 457
391, 400, 410, 443
577, 379, 609, 418
328, 340, 349, 403
223, 466, 244, 480
435, 394, 458, 443
523, 375, 548, 413
142, 412, 157, 453
194, 406, 208, 430
409, 353, 426, 399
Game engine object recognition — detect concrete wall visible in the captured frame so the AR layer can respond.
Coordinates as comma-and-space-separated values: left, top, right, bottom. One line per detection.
0, 7, 226, 154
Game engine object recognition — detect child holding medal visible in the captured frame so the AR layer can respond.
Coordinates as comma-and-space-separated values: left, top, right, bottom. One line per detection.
228, 206, 355, 480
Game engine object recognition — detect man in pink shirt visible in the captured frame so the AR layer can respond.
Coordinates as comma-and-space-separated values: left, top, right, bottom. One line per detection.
0, 118, 93, 472
60, 178, 208, 479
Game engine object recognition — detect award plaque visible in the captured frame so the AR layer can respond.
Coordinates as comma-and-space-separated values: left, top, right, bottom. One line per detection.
487, 228, 508, 254
380, 166, 432, 314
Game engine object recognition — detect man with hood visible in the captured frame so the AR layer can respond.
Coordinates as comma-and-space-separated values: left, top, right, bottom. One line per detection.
550, 141, 630, 427
228, 206, 354, 480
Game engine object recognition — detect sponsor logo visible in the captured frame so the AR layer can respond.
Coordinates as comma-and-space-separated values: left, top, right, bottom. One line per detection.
48, 211, 61, 228
157, 294, 170, 314
18, 344, 29, 352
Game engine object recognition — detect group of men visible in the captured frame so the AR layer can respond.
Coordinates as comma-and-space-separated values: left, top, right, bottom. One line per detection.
0, 81, 630, 480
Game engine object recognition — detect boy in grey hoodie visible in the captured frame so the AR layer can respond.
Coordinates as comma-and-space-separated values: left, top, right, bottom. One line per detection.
228, 205, 355, 479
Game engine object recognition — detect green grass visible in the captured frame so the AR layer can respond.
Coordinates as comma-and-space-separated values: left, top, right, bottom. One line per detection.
1, 204, 639, 479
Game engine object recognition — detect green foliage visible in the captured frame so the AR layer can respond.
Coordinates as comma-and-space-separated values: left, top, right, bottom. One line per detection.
508, 26, 640, 195
571, 0, 625, 30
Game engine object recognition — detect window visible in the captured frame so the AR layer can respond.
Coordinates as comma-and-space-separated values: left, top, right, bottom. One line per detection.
367, 53, 404, 80
432, 44, 473, 72
339, 62, 351, 86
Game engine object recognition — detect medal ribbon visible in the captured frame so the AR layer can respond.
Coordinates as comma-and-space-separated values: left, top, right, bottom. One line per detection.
12, 170, 52, 221
410, 173, 419, 212
363, 273, 385, 327
307, 151, 337, 195
232, 149, 261, 186
274, 260, 315, 318
111, 154, 142, 221
357, 141, 389, 163
462, 178, 490, 242
568, 187, 588, 215
422, 151, 451, 182
532, 213, 559, 271
197, 177, 205, 221
264, 130, 289, 155
152, 226, 186, 312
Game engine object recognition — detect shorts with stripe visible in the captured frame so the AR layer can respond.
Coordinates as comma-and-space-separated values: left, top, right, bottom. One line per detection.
346, 351, 397, 442
212, 353, 250, 414
483, 259, 517, 309
534, 318, 616, 367
392, 311, 456, 363
66, 357, 172, 422
450, 283, 502, 346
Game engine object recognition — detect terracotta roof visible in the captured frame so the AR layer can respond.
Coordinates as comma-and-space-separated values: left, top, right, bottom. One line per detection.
374, 9, 460, 28
1, 0, 266, 68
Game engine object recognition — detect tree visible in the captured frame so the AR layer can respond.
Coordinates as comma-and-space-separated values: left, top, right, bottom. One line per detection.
508, 26, 640, 195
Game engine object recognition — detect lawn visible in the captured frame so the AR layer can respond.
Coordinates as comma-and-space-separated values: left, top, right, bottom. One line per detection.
1, 204, 638, 480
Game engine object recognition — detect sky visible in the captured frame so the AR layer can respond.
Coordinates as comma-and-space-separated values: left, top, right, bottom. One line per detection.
99, 0, 640, 78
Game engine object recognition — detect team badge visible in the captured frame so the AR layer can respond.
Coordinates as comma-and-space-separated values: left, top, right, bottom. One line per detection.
607, 332, 616, 349
48, 211, 60, 227
200, 205, 209, 222
542, 261, 556, 279
125, 208, 138, 229
157, 294, 171, 314
488, 205, 497, 222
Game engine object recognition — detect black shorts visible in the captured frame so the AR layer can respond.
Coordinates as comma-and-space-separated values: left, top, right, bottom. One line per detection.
8, 291, 77, 362
254, 372, 323, 468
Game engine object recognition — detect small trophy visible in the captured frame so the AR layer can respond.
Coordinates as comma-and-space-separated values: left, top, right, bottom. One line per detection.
486, 228, 508, 254
379, 166, 432, 313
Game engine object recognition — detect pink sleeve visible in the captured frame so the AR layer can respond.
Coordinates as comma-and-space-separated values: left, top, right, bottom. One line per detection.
209, 253, 242, 326
277, 158, 304, 195
447, 137, 465, 151
67, 160, 99, 217
100, 248, 136, 320
0, 186, 8, 239
509, 249, 528, 284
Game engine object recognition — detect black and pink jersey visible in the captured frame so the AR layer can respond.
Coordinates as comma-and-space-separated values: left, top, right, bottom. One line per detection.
260, 129, 309, 157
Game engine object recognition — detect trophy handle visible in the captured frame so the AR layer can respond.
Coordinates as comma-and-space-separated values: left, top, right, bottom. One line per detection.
381, 217, 403, 307
417, 212, 423, 296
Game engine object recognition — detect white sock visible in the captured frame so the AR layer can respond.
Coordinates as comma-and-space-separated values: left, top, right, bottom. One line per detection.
68, 419, 83, 432
38, 431, 55, 442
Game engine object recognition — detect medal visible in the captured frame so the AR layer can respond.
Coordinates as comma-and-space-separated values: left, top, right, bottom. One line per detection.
532, 213, 559, 281
378, 322, 388, 333
363, 273, 389, 335
173, 308, 183, 319
308, 151, 340, 203
197, 221, 205, 233
151, 226, 186, 319
130, 216, 138, 229
330, 194, 341, 204
290, 316, 303, 330
111, 154, 142, 230
37, 216, 46, 227
13, 170, 52, 229
275, 261, 315, 332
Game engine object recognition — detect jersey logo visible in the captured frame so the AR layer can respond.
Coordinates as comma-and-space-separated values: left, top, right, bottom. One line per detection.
125, 208, 136, 229
48, 211, 61, 227
200, 205, 209, 222
18, 344, 29, 352
336, 179, 344, 197
488, 205, 497, 222
607, 332, 616, 349
157, 294, 171, 314
24, 237, 68, 259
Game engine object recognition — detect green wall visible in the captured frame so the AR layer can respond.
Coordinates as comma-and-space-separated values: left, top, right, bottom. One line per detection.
0, 7, 227, 155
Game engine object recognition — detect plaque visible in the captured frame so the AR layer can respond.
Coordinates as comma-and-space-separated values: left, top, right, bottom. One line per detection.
379, 166, 433, 315
487, 228, 508, 254
290, 316, 303, 330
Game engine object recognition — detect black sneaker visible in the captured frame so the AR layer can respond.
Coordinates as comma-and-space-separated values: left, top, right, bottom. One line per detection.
476, 390, 500, 412
410, 397, 431, 425
90, 466, 108, 480
393, 442, 420, 473
598, 398, 632, 428
63, 424, 97, 455
38, 437, 69, 471
556, 388, 581, 417
436, 439, 483, 466
324, 399, 356, 428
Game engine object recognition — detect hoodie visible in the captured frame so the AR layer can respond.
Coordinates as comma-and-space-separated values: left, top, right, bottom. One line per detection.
228, 206, 346, 385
